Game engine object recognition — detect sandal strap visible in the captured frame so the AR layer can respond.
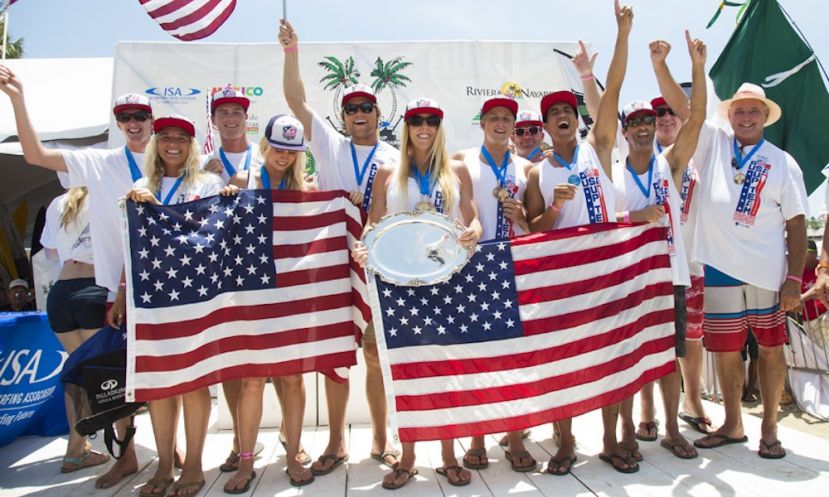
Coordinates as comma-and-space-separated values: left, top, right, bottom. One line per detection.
63, 449, 90, 465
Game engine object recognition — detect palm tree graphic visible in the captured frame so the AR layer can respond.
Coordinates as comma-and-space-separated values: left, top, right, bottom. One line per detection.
370, 56, 412, 127
318, 56, 361, 128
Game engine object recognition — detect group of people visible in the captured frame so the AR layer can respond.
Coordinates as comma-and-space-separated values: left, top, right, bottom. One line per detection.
0, 0, 820, 493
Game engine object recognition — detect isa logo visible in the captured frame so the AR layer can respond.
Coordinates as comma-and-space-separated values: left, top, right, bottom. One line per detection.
145, 87, 202, 103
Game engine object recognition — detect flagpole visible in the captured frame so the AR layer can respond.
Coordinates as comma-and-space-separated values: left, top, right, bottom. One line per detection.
1, 9, 9, 60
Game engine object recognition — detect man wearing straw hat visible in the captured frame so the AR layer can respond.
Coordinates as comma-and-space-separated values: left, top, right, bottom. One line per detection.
690, 82, 806, 459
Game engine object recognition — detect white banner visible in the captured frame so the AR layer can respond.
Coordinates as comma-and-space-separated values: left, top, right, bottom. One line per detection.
111, 40, 586, 156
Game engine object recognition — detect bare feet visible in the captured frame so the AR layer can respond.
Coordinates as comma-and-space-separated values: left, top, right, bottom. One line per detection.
94, 450, 138, 489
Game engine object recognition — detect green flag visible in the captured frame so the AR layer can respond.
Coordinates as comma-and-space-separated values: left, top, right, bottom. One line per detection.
709, 0, 829, 193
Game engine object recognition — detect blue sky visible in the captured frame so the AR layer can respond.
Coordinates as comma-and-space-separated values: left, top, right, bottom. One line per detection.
6, 0, 828, 105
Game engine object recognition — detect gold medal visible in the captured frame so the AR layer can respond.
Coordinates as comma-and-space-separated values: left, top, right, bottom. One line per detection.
415, 200, 435, 212
492, 186, 509, 202
733, 172, 746, 185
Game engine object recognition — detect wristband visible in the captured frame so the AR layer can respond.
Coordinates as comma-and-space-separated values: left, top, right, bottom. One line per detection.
621, 211, 631, 224
283, 46, 298, 53
580, 73, 595, 81
817, 261, 829, 274
549, 203, 561, 213
118, 282, 127, 289
785, 274, 802, 284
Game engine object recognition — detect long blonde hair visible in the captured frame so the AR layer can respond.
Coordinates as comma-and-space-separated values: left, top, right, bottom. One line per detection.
141, 135, 204, 196
60, 187, 88, 228
397, 122, 455, 211
256, 137, 309, 191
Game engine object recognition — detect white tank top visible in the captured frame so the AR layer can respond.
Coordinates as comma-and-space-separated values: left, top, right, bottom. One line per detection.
462, 148, 527, 241
385, 176, 459, 220
538, 141, 616, 229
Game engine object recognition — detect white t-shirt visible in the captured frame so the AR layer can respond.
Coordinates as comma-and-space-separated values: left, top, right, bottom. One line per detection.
206, 144, 264, 184
133, 174, 224, 205
538, 141, 617, 229
691, 122, 807, 291
309, 112, 399, 210
612, 155, 691, 287
385, 176, 460, 220
63, 147, 144, 292
40, 193, 94, 266
461, 148, 529, 241
677, 163, 704, 277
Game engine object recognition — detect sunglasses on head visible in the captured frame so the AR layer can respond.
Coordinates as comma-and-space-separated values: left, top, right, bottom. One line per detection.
407, 115, 441, 127
115, 111, 151, 123
343, 102, 376, 115
656, 107, 676, 117
625, 115, 656, 128
513, 126, 542, 136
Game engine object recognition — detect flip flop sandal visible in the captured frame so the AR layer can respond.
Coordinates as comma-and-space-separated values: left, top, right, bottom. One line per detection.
462, 447, 489, 469
436, 465, 471, 486
219, 451, 240, 473
170, 479, 205, 497
758, 440, 787, 459
660, 438, 698, 459
223, 472, 257, 495
619, 441, 643, 462
634, 420, 659, 442
599, 453, 639, 474
60, 448, 109, 473
498, 429, 531, 447
286, 467, 315, 487
693, 433, 748, 449
310, 454, 348, 476
138, 477, 174, 497
278, 433, 311, 465
678, 412, 713, 434
545, 455, 577, 476
381, 468, 418, 490
505, 449, 538, 472
370, 449, 401, 469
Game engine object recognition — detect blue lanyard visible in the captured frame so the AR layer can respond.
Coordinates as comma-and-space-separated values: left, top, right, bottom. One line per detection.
156, 176, 185, 205
733, 138, 765, 171
481, 146, 510, 186
552, 144, 579, 171
350, 141, 379, 187
528, 146, 542, 161
410, 163, 433, 197
260, 167, 288, 190
219, 145, 252, 177
655, 141, 664, 154
124, 147, 143, 182
626, 155, 655, 199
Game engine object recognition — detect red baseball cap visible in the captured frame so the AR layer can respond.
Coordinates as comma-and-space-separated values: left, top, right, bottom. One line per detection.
211, 85, 250, 113
153, 114, 195, 137
650, 96, 668, 109
404, 97, 444, 120
341, 84, 377, 107
481, 95, 518, 118
540, 91, 578, 121
113, 93, 152, 115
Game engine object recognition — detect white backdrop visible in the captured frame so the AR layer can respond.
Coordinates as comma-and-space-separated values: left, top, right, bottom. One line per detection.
110, 41, 582, 154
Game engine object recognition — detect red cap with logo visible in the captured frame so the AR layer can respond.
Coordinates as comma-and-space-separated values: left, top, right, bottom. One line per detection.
540, 91, 578, 121
153, 114, 196, 137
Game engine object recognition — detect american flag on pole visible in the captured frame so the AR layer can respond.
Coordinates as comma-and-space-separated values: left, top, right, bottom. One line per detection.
370, 223, 676, 442
139, 0, 237, 41
123, 190, 369, 402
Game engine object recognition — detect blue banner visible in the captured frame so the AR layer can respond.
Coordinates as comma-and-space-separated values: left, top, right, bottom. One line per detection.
0, 312, 69, 446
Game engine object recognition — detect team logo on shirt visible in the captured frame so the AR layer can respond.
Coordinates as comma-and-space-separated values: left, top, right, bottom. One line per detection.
653, 176, 676, 255
581, 167, 608, 224
733, 158, 772, 227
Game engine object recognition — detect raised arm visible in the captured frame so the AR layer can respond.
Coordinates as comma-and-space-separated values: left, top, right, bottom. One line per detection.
650, 40, 691, 121
572, 40, 602, 121
0, 65, 68, 172
587, 0, 632, 177
666, 31, 707, 181
278, 19, 314, 141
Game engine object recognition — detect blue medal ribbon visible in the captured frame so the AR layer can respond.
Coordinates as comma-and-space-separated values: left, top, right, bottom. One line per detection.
552, 144, 579, 172
732, 138, 765, 171
626, 155, 656, 200
156, 176, 185, 205
350, 141, 379, 189
219, 144, 252, 178
410, 163, 433, 197
481, 146, 512, 239
655, 141, 664, 154
124, 146, 143, 182
260, 166, 288, 190
528, 146, 542, 162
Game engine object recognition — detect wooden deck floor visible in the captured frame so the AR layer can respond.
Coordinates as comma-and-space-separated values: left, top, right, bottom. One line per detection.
2, 397, 829, 497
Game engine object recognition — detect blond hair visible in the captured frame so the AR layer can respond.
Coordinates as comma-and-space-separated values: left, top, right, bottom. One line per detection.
60, 187, 88, 228
141, 135, 204, 196
256, 137, 309, 191
397, 122, 455, 212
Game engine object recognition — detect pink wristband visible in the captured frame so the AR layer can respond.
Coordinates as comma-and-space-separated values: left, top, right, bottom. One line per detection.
549, 203, 561, 213
580, 73, 595, 81
785, 274, 803, 284
283, 46, 298, 53
621, 211, 631, 224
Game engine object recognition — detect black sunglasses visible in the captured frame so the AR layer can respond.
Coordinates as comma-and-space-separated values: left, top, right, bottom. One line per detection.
513, 126, 542, 136
656, 107, 676, 117
343, 102, 376, 115
407, 115, 441, 127
625, 115, 657, 128
115, 111, 151, 123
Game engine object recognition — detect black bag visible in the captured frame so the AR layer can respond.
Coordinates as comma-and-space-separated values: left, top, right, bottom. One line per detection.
62, 325, 146, 458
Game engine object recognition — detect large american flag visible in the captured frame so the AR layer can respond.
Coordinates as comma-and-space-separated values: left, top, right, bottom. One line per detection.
139, 0, 237, 41
123, 190, 369, 402
371, 223, 677, 442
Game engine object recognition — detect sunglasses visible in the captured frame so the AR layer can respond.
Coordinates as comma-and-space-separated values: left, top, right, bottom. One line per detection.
116, 111, 151, 123
343, 102, 376, 115
513, 126, 542, 136
407, 115, 441, 127
656, 107, 677, 117
625, 115, 657, 128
